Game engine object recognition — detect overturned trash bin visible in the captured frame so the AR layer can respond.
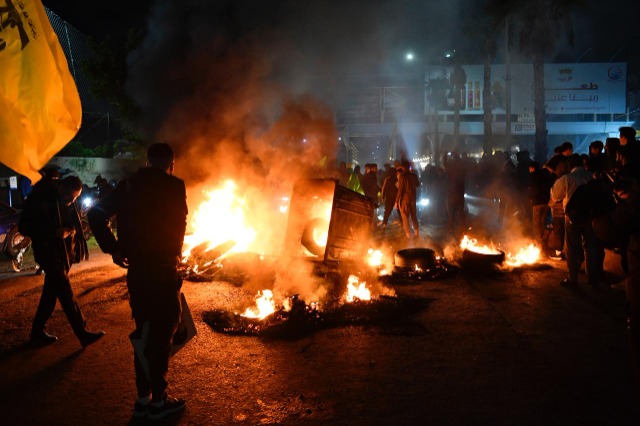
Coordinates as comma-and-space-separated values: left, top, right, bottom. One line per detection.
282, 178, 374, 263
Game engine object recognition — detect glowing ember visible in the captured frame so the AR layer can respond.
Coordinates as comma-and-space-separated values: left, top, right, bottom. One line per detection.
460, 235, 501, 255
345, 275, 372, 302
505, 244, 541, 266
183, 180, 257, 259
240, 290, 276, 319
367, 249, 384, 267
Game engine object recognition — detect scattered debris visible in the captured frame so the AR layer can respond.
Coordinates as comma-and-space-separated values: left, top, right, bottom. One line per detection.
203, 295, 431, 339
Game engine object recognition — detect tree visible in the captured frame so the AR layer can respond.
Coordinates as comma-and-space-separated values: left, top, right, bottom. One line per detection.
520, 0, 579, 162
481, 34, 496, 156
451, 63, 467, 152
82, 29, 146, 152
465, 0, 505, 156
478, 4, 502, 156
426, 75, 449, 165
486, 0, 580, 162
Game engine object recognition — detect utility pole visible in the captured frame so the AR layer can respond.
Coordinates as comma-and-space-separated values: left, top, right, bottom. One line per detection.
505, 17, 512, 152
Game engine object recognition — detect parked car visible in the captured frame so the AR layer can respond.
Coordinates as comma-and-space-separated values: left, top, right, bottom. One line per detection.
0, 202, 31, 272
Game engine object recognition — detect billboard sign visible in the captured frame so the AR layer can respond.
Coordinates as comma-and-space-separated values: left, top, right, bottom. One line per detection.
424, 63, 626, 115
510, 63, 626, 114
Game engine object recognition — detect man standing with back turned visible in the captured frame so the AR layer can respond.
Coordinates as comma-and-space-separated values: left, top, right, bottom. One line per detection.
88, 143, 188, 420
395, 161, 421, 240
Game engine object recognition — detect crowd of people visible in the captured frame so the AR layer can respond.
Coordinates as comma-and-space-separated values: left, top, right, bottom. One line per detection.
328, 128, 639, 281
330, 150, 508, 240
13, 126, 640, 413
329, 126, 640, 390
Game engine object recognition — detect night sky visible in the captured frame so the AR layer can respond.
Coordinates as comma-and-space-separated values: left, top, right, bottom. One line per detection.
39, 0, 640, 177
41, 0, 639, 74
42, 0, 153, 40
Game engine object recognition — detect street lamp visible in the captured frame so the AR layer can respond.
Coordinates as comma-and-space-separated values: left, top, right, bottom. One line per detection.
405, 52, 415, 62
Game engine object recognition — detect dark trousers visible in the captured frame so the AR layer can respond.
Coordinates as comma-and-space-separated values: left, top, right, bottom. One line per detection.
133, 316, 179, 400
624, 241, 640, 394
382, 200, 402, 226
532, 204, 550, 246
32, 264, 87, 339
628, 270, 640, 395
128, 264, 182, 401
564, 217, 603, 283
550, 215, 565, 252
447, 196, 466, 235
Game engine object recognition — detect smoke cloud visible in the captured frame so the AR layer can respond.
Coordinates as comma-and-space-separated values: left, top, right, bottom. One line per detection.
123, 0, 540, 303
125, 1, 469, 186
123, 1, 417, 302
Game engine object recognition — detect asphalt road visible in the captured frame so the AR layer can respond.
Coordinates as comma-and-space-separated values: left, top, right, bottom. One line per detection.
0, 228, 639, 425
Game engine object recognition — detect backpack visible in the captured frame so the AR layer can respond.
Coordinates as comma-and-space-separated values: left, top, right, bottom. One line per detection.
565, 179, 615, 225
18, 179, 56, 238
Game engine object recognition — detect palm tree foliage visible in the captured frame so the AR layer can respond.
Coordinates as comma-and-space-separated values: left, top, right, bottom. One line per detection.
485, 0, 582, 161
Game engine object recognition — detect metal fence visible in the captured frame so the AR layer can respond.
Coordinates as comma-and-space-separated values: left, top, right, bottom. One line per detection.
45, 8, 118, 146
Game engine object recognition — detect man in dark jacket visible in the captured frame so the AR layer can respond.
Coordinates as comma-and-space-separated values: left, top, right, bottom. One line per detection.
88, 143, 188, 420
619, 127, 640, 183
593, 178, 640, 393
380, 165, 401, 230
550, 154, 601, 287
19, 175, 103, 347
361, 163, 381, 226
528, 161, 554, 250
361, 163, 380, 206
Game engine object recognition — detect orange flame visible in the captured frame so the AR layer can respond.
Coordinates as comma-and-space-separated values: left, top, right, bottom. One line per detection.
367, 249, 384, 268
505, 243, 541, 266
183, 180, 257, 259
240, 289, 276, 319
345, 275, 372, 302
460, 235, 501, 255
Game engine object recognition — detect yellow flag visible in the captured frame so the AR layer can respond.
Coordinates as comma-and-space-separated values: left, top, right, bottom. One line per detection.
0, 0, 81, 183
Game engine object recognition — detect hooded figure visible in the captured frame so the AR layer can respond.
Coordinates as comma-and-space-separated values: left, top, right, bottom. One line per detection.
19, 175, 102, 347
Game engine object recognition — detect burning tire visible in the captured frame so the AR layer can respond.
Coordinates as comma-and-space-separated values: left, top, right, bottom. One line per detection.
461, 249, 505, 269
394, 248, 436, 270
301, 218, 330, 257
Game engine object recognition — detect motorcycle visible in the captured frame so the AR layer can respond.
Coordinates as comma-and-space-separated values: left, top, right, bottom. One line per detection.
79, 187, 116, 240
0, 202, 31, 272
79, 194, 95, 240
